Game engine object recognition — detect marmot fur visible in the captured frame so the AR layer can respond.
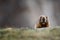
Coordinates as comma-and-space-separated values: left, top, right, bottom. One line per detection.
36, 15, 49, 28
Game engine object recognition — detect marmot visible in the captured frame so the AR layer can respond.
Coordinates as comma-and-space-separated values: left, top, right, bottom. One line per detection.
35, 15, 49, 28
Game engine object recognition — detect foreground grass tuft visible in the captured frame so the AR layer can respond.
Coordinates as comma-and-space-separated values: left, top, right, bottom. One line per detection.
0, 27, 60, 40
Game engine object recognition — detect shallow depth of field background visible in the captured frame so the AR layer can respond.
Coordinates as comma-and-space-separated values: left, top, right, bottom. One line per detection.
0, 0, 60, 40
0, 0, 60, 28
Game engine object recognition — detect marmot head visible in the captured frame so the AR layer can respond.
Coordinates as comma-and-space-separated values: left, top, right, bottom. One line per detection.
39, 15, 48, 23
35, 15, 49, 28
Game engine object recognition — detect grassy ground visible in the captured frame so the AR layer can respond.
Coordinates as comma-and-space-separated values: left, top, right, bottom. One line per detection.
0, 27, 60, 40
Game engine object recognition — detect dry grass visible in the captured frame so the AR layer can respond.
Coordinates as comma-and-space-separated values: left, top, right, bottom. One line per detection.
0, 27, 60, 40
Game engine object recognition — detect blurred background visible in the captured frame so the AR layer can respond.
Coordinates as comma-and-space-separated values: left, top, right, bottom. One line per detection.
0, 0, 60, 28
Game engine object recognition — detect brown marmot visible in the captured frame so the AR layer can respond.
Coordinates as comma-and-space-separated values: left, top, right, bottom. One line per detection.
35, 15, 49, 28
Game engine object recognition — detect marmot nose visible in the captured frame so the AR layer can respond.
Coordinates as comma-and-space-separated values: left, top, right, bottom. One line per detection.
43, 17, 45, 22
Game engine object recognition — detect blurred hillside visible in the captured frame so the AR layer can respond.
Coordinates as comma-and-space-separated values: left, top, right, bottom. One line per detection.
0, 0, 60, 28
0, 27, 60, 40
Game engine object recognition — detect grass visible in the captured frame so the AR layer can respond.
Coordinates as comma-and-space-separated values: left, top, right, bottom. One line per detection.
0, 27, 60, 40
